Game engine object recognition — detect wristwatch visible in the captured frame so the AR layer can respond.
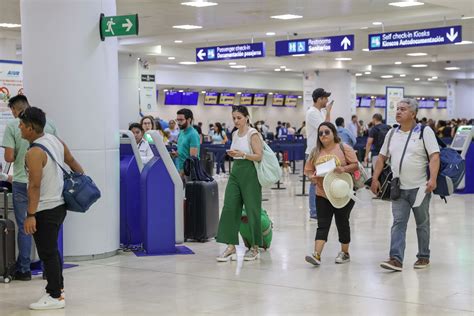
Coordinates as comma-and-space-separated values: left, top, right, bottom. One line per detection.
242, 153, 247, 160
27, 213, 36, 218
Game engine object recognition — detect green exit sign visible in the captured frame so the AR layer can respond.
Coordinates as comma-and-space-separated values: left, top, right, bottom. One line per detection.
100, 14, 139, 41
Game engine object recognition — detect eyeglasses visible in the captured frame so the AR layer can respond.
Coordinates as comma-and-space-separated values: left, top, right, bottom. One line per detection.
318, 130, 331, 137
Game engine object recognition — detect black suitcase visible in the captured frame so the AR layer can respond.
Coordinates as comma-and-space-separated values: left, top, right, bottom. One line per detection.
184, 180, 219, 242
201, 152, 214, 177
0, 186, 16, 283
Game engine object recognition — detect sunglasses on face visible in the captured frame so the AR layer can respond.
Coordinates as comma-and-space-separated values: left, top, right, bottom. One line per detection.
319, 130, 331, 137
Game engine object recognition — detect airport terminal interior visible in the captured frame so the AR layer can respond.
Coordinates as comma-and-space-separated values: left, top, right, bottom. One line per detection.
0, 0, 473, 315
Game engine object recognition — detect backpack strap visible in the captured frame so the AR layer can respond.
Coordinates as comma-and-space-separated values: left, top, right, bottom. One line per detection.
246, 128, 261, 155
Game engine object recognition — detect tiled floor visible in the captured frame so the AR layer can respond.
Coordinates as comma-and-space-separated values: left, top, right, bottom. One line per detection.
1, 170, 473, 315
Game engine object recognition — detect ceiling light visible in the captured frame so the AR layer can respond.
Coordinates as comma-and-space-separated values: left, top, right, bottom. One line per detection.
284, 68, 291, 71
372, 21, 383, 25
355, 73, 363, 77
360, 27, 369, 30
431, 76, 438, 79
201, 91, 206, 93
414, 78, 420, 81
237, 92, 242, 94
181, 1, 218, 7
292, 54, 306, 57
400, 74, 406, 77
0, 23, 21, 28
389, 1, 424, 7
174, 40, 183, 43
163, 89, 169, 92
335, 57, 352, 61
274, 68, 281, 72
461, 16, 474, 20
365, 71, 371, 75
362, 48, 370, 52
168, 57, 176, 60
230, 65, 246, 69
280, 66, 286, 69
228, 62, 236, 65
381, 75, 394, 78
407, 52, 427, 56
270, 14, 303, 20
172, 25, 202, 30
445, 67, 460, 70
179, 61, 197, 65
268, 92, 273, 95
297, 96, 302, 99
178, 90, 184, 92
394, 61, 403, 65
266, 32, 276, 36
411, 64, 428, 68
454, 41, 473, 45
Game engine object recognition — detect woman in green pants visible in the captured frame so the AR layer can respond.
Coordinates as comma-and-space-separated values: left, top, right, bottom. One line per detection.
216, 106, 263, 262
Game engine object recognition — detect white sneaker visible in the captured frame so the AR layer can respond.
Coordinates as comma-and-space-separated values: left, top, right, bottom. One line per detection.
29, 294, 65, 310
216, 247, 237, 262
243, 248, 259, 261
335, 252, 350, 264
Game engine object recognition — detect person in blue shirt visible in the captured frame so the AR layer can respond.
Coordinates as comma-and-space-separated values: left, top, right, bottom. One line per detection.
174, 109, 200, 178
335, 117, 356, 148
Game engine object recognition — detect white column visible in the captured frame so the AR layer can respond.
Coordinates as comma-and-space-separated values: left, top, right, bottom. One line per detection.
303, 70, 356, 125
0, 38, 17, 60
21, 0, 119, 260
118, 53, 140, 129
448, 80, 474, 119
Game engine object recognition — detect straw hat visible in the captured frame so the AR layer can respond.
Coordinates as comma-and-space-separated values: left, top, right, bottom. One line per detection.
323, 171, 354, 209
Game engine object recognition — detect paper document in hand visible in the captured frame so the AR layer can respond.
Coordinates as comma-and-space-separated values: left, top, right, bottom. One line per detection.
413, 185, 427, 208
316, 158, 336, 177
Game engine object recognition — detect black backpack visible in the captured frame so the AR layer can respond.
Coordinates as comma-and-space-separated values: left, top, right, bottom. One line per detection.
184, 156, 214, 182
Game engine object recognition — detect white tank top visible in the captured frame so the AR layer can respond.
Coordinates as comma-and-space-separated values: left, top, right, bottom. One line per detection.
32, 134, 65, 212
230, 129, 254, 159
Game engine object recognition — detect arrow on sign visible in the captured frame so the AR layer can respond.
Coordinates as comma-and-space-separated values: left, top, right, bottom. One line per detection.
122, 19, 133, 32
341, 37, 351, 50
197, 49, 206, 60
446, 28, 458, 42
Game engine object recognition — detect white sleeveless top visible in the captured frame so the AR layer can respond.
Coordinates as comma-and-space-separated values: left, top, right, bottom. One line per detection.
231, 128, 258, 159
31, 134, 65, 212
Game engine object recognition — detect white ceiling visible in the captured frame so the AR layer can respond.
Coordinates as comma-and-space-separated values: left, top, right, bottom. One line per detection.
1, 0, 473, 84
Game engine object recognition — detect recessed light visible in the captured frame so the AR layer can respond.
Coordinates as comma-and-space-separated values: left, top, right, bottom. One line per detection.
181, 1, 218, 7
372, 21, 383, 25
381, 75, 394, 79
268, 92, 274, 95
461, 16, 474, 20
230, 65, 246, 69
445, 67, 460, 70
335, 57, 352, 61
365, 71, 371, 75
0, 23, 21, 28
400, 74, 406, 77
163, 89, 169, 92
228, 62, 236, 65
297, 96, 302, 99
394, 61, 403, 65
414, 78, 420, 81
174, 40, 183, 43
179, 61, 197, 65
178, 90, 184, 92
172, 25, 202, 30
168, 57, 176, 60
411, 64, 428, 68
454, 41, 473, 45
280, 65, 286, 69
284, 68, 292, 71
274, 68, 281, 71
266, 32, 276, 36
362, 48, 370, 52
201, 91, 207, 93
431, 76, 438, 80
407, 52, 427, 56
355, 73, 363, 76
237, 92, 242, 95
270, 14, 303, 20
360, 27, 369, 30
389, 1, 424, 7
292, 54, 306, 57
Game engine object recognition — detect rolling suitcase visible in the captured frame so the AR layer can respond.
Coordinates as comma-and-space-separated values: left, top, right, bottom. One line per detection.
184, 180, 219, 242
0, 186, 16, 283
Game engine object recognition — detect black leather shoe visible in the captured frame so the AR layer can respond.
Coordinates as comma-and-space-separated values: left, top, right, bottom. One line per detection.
13, 271, 32, 281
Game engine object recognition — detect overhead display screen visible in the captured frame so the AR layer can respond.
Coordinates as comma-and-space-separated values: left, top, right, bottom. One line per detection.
181, 91, 199, 105
239, 93, 253, 105
272, 94, 285, 106
164, 91, 182, 105
253, 93, 267, 106
284, 95, 298, 107
219, 92, 235, 105
204, 92, 220, 105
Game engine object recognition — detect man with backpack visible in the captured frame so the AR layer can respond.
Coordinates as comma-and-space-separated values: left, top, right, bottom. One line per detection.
370, 98, 440, 272
20, 107, 83, 310
364, 113, 390, 168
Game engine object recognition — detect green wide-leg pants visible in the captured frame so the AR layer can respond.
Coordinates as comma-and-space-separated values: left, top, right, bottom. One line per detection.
216, 160, 262, 247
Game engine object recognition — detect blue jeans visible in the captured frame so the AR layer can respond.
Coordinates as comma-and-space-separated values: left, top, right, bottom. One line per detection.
306, 154, 317, 218
12, 182, 32, 273
390, 188, 431, 264
214, 151, 226, 174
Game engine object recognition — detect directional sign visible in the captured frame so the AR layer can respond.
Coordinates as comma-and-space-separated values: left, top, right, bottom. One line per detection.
100, 14, 139, 41
195, 42, 265, 62
275, 35, 354, 56
369, 25, 462, 50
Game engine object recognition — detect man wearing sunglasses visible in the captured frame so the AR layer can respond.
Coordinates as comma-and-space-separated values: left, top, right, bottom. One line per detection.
305, 88, 333, 221
2, 95, 57, 282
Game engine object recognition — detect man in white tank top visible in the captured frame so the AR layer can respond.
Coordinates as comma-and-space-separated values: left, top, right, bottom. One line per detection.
19, 107, 84, 310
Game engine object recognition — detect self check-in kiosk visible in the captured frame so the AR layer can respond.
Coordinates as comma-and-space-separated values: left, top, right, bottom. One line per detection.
450, 125, 474, 192
141, 131, 184, 254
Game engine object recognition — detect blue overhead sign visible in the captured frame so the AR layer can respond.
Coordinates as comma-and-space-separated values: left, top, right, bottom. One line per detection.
275, 35, 354, 56
196, 42, 265, 62
369, 25, 462, 50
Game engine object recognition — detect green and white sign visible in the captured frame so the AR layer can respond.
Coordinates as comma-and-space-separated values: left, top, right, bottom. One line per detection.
100, 14, 139, 41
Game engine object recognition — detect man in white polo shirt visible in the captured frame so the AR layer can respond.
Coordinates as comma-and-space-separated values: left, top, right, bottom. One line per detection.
305, 88, 333, 220
371, 98, 440, 272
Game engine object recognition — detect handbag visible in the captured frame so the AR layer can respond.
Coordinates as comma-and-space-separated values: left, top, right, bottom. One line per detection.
338, 143, 368, 190
244, 128, 282, 188
30, 143, 101, 213
389, 126, 415, 201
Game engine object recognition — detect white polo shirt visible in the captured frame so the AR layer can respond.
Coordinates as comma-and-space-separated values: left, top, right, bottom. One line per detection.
380, 124, 439, 189
305, 106, 326, 154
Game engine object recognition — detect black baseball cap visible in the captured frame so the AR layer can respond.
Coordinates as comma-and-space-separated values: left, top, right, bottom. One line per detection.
312, 88, 331, 101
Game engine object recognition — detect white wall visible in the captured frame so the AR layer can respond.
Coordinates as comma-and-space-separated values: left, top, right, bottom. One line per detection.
118, 53, 141, 128
453, 80, 474, 119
